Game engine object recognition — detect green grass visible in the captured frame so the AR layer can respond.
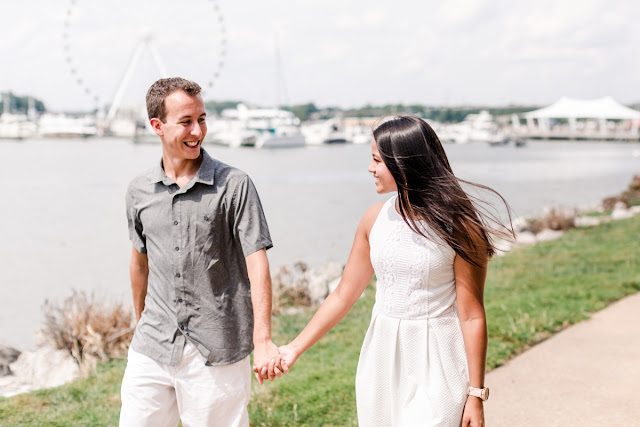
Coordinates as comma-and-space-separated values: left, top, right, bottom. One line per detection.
583, 210, 611, 217
485, 216, 640, 366
0, 359, 125, 426
1, 215, 639, 426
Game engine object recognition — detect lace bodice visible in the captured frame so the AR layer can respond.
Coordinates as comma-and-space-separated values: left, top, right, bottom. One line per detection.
369, 196, 457, 319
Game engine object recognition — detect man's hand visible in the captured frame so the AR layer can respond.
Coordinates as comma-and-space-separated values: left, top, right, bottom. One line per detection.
252, 339, 282, 385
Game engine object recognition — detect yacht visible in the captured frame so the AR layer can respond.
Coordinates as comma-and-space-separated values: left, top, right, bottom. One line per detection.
343, 117, 377, 145
437, 111, 504, 144
0, 93, 37, 139
0, 113, 37, 139
301, 118, 348, 145
38, 113, 97, 138
207, 104, 305, 148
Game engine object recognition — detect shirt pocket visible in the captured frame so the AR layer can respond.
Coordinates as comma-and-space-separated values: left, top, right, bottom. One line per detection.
193, 206, 222, 260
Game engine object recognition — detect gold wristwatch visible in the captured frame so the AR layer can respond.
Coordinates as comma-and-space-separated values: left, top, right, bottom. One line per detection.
467, 386, 490, 401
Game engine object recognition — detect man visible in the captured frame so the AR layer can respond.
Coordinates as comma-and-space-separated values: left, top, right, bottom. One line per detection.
120, 77, 280, 427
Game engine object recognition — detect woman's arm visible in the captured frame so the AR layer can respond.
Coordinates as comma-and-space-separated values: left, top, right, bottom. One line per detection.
277, 203, 384, 372
455, 253, 488, 427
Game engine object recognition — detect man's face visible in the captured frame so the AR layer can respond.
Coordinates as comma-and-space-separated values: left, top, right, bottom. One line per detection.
154, 90, 207, 161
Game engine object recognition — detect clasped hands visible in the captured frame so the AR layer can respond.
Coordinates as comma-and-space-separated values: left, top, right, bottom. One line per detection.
252, 343, 299, 385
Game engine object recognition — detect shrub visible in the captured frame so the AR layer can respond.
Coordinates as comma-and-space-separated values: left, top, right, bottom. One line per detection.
40, 290, 134, 373
528, 208, 576, 234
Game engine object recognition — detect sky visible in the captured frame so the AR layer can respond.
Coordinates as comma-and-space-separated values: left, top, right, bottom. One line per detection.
1, 0, 639, 112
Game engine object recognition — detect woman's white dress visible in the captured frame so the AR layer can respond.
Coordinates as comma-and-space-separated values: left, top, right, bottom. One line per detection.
355, 196, 470, 426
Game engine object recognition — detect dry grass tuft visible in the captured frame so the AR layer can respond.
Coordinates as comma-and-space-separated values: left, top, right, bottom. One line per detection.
621, 174, 640, 207
40, 290, 134, 374
528, 208, 576, 234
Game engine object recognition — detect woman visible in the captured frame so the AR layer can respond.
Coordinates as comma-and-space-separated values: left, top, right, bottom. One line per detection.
263, 115, 512, 426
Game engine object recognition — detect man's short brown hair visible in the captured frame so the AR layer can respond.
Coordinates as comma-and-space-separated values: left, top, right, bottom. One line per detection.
146, 77, 202, 122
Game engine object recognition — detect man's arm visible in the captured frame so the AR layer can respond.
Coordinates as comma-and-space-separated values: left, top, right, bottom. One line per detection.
130, 246, 149, 322
245, 249, 280, 385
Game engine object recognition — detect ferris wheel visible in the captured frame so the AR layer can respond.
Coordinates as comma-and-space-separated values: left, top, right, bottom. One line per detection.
62, 0, 227, 121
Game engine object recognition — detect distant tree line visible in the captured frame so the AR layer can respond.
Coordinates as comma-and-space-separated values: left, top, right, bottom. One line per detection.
204, 100, 244, 114
0, 92, 46, 114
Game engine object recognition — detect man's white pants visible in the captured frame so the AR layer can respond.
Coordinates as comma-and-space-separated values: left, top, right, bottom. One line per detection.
119, 341, 251, 427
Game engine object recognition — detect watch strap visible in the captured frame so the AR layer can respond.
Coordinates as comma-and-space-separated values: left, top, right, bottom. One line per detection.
467, 386, 489, 401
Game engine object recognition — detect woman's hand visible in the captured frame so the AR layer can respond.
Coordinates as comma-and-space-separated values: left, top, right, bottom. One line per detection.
277, 343, 301, 374
461, 396, 485, 427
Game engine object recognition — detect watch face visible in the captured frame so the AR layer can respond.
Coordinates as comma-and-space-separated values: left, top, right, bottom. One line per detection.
482, 387, 490, 401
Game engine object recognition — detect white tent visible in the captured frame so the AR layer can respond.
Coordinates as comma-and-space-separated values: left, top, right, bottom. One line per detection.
520, 96, 640, 139
524, 96, 640, 120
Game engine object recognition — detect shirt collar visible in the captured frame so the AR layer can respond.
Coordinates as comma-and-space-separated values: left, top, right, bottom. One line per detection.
150, 148, 216, 187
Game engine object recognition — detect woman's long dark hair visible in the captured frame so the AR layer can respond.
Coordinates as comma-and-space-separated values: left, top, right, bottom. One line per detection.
373, 115, 514, 268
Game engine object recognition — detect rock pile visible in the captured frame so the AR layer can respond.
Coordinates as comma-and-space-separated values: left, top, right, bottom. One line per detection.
271, 261, 343, 314
496, 197, 640, 255
0, 341, 80, 398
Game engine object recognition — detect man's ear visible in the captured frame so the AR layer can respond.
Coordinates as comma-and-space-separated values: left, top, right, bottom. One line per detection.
150, 118, 163, 136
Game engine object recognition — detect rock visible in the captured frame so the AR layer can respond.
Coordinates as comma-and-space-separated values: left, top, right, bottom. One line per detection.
493, 238, 513, 256
611, 208, 633, 220
0, 375, 33, 397
327, 276, 341, 294
613, 201, 628, 210
306, 262, 344, 305
282, 307, 306, 316
514, 231, 536, 248
602, 197, 621, 211
0, 344, 21, 376
574, 216, 603, 228
307, 274, 330, 305
511, 217, 529, 233
631, 206, 640, 215
535, 229, 564, 242
4, 346, 81, 397
272, 263, 308, 291
272, 261, 344, 307
319, 262, 343, 282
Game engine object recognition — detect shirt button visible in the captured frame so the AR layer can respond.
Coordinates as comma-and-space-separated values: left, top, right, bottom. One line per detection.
175, 246, 179, 251
204, 215, 209, 221
173, 220, 178, 225
175, 272, 180, 278
177, 298, 183, 303
179, 324, 184, 330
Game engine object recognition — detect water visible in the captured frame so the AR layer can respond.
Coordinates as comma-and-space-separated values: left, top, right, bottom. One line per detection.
1, 138, 639, 350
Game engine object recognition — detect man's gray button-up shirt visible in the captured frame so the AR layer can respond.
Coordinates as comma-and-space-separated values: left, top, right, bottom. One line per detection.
125, 149, 273, 366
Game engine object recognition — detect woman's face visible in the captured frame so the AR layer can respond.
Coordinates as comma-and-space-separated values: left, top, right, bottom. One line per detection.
368, 138, 398, 194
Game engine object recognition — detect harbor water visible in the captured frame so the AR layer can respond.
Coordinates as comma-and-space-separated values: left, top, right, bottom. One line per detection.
1, 138, 639, 350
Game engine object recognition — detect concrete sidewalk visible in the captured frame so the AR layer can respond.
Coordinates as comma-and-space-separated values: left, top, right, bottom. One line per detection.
485, 291, 640, 427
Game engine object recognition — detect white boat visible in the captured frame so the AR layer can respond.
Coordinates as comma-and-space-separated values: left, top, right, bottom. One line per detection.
38, 113, 97, 138
0, 113, 37, 139
255, 125, 306, 149
301, 118, 348, 145
0, 93, 37, 139
206, 117, 259, 147
207, 104, 306, 148
343, 117, 376, 144
437, 111, 504, 144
